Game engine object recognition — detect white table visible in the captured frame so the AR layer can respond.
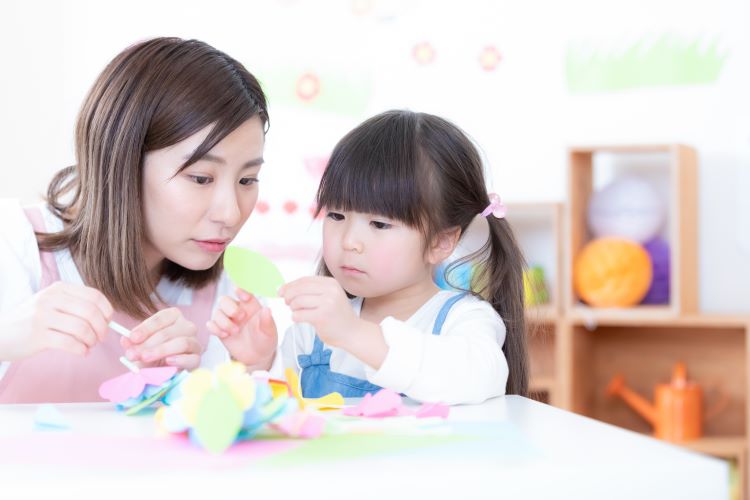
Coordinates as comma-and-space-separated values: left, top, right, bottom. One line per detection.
0, 396, 727, 499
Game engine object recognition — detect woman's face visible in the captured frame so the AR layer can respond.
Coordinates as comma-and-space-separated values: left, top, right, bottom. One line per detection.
141, 116, 265, 274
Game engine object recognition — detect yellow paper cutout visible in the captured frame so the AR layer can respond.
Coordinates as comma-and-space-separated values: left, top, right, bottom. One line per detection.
284, 367, 344, 410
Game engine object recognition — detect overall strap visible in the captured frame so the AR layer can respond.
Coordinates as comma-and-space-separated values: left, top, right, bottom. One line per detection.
432, 292, 468, 335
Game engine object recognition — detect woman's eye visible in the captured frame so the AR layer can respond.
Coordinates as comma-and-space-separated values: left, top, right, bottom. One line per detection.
327, 212, 345, 221
190, 175, 212, 185
371, 220, 392, 229
240, 177, 259, 186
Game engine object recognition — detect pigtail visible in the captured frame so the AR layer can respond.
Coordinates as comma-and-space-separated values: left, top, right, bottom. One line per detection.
453, 216, 528, 396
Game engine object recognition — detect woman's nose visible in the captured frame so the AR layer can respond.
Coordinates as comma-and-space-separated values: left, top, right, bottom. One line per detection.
209, 188, 242, 227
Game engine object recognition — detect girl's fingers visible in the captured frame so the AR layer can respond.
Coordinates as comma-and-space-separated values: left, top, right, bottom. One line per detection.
139, 336, 202, 364
45, 329, 89, 356
278, 277, 328, 301
286, 295, 321, 312
47, 310, 98, 348
165, 353, 201, 370
290, 309, 317, 325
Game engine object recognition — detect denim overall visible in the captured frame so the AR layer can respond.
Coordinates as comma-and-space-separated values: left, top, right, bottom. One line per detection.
298, 293, 467, 398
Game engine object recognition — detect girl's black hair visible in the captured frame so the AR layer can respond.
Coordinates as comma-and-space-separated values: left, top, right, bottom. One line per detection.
316, 110, 529, 396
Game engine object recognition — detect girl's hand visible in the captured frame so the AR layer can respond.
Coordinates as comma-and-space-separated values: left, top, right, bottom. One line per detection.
121, 308, 202, 370
0, 282, 113, 361
279, 276, 361, 349
206, 289, 278, 370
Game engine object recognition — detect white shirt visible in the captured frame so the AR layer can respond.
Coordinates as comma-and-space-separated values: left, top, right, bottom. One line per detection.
0, 199, 231, 379
278, 290, 509, 405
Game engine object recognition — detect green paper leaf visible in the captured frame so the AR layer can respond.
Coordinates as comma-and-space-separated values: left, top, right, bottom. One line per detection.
223, 246, 284, 298
193, 383, 243, 453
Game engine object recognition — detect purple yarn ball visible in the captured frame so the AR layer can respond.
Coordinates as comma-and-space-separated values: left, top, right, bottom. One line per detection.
641, 238, 670, 304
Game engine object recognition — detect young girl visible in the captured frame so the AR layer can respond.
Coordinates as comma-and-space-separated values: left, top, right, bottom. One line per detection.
0, 37, 269, 403
211, 110, 528, 404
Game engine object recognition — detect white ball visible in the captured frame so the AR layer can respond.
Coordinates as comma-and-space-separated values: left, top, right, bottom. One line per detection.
587, 177, 666, 243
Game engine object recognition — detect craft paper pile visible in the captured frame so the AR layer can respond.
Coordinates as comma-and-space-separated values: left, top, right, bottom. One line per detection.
155, 362, 326, 453
98, 366, 186, 416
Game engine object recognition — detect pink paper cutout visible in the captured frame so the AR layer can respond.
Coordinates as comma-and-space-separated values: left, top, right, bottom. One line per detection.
272, 412, 326, 438
342, 389, 450, 419
415, 402, 450, 419
98, 367, 178, 403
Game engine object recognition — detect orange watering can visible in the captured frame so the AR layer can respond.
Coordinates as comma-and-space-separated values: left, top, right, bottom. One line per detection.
605, 362, 728, 442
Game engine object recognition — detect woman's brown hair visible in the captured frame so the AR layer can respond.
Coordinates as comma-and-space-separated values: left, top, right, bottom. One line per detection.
39, 37, 269, 318
315, 110, 529, 396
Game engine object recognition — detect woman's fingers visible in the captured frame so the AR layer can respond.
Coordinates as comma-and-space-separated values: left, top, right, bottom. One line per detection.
45, 329, 90, 356
164, 353, 201, 370
53, 282, 114, 319
139, 335, 202, 364
212, 311, 239, 336
46, 310, 98, 348
129, 308, 180, 344
218, 296, 245, 322
52, 296, 109, 342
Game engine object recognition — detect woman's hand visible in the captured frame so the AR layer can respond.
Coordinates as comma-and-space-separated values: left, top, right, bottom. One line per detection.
278, 276, 362, 349
207, 289, 278, 370
0, 282, 113, 361
121, 307, 203, 370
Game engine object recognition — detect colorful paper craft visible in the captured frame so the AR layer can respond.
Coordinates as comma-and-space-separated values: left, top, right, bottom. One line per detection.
157, 362, 307, 453
98, 366, 183, 414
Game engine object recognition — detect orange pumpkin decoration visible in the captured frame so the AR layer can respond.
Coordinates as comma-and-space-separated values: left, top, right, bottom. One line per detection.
574, 238, 653, 307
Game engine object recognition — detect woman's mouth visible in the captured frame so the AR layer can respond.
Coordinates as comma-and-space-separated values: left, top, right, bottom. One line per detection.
193, 239, 230, 253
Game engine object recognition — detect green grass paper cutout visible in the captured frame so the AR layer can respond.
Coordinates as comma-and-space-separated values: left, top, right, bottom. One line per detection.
223, 246, 284, 298
566, 34, 728, 93
193, 383, 243, 454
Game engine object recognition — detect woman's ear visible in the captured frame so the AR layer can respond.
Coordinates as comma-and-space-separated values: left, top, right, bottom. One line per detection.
427, 227, 461, 265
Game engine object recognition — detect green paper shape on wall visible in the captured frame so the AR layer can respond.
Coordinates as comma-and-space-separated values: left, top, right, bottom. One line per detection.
192, 383, 243, 454
223, 246, 285, 298
566, 34, 729, 93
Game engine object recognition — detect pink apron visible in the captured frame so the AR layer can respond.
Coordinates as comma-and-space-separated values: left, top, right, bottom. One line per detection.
0, 207, 216, 403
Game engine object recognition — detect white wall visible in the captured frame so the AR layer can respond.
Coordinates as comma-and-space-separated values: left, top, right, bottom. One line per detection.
1, 0, 748, 312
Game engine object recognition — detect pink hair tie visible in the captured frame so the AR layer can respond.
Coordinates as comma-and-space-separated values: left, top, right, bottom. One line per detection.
480, 193, 507, 219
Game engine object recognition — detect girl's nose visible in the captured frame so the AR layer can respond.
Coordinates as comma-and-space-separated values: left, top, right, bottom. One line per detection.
341, 224, 364, 253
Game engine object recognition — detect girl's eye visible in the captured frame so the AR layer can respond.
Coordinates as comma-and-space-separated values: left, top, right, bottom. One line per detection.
240, 177, 259, 186
327, 212, 345, 221
371, 220, 392, 229
190, 175, 212, 185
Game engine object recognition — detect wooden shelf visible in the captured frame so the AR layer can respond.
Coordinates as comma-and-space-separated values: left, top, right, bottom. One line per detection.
682, 436, 746, 458
566, 144, 698, 316
516, 143, 746, 498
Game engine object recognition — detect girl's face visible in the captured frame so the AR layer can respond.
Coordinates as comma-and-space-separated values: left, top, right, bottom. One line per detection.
322, 210, 440, 299
142, 117, 265, 274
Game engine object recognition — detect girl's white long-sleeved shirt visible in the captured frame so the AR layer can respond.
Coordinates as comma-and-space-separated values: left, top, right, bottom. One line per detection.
0, 199, 231, 381
278, 290, 509, 405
